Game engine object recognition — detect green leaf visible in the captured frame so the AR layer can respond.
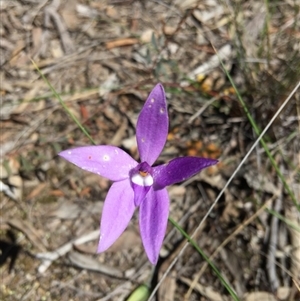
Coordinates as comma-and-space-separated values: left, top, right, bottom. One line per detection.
151, 32, 158, 51
126, 284, 150, 301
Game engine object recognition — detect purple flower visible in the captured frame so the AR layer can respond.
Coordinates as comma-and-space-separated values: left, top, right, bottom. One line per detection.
59, 84, 218, 264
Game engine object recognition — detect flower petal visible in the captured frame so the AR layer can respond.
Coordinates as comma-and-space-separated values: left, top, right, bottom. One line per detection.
136, 84, 168, 165
132, 183, 151, 207
97, 180, 135, 252
59, 145, 138, 181
153, 157, 218, 189
139, 188, 169, 264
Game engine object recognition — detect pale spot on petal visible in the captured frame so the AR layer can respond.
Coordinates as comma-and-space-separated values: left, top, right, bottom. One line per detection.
103, 155, 110, 161
68, 151, 72, 155
141, 138, 145, 143
160, 107, 165, 114
150, 98, 155, 103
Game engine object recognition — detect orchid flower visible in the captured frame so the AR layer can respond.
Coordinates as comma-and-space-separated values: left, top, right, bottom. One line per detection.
59, 84, 218, 264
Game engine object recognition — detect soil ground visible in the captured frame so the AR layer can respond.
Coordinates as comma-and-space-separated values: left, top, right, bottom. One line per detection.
1, 1, 300, 300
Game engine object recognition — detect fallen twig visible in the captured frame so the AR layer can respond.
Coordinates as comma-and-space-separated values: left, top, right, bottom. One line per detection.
36, 229, 99, 273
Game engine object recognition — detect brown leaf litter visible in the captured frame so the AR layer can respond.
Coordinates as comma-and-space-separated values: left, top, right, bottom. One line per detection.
1, 0, 299, 300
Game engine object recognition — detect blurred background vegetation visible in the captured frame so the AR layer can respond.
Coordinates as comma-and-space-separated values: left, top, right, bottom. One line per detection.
1, 0, 299, 300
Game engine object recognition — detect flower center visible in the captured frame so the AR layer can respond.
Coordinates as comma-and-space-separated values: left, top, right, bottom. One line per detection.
130, 161, 154, 188
139, 170, 148, 177
130, 162, 153, 206
131, 172, 153, 187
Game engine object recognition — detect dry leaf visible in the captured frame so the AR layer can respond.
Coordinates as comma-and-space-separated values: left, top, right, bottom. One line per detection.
99, 73, 118, 98
108, 230, 141, 253
50, 39, 64, 58
243, 292, 277, 301
69, 251, 123, 277
140, 29, 155, 43
184, 44, 231, 84
0, 165, 8, 179
106, 38, 139, 49
9, 40, 26, 66
8, 175, 23, 201
31, 27, 43, 56
175, 0, 199, 10
49, 189, 65, 197
285, 208, 300, 282
244, 169, 279, 194
168, 185, 186, 198
277, 287, 290, 300
60, 0, 78, 30
180, 277, 226, 301
26, 183, 48, 201
158, 270, 176, 301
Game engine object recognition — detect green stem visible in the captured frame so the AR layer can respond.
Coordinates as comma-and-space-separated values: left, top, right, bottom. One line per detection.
168, 217, 241, 301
